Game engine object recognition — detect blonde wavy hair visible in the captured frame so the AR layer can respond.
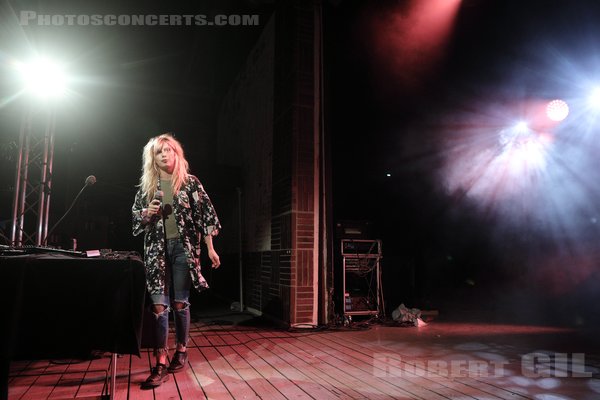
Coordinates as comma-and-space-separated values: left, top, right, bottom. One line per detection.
139, 133, 190, 203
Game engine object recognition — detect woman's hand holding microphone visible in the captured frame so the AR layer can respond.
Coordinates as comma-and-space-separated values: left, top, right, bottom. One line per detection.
147, 198, 161, 216
145, 190, 163, 221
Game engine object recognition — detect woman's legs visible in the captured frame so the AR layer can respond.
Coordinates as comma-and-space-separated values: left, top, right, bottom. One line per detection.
149, 295, 170, 365
169, 239, 191, 348
143, 295, 170, 388
168, 238, 192, 371
144, 238, 192, 386
173, 302, 190, 351
145, 238, 191, 382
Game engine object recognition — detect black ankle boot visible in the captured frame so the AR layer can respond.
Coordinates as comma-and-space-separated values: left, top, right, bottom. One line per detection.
142, 363, 169, 388
168, 351, 188, 373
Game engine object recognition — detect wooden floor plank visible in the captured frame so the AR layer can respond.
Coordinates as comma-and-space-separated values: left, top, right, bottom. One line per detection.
264, 333, 419, 400
323, 329, 531, 400
20, 360, 70, 400
206, 333, 228, 347
270, 334, 416, 400
307, 331, 488, 400
8, 319, 597, 400
216, 332, 243, 346
258, 336, 368, 400
216, 344, 287, 400
169, 350, 209, 400
8, 360, 50, 400
127, 350, 159, 400
187, 336, 234, 400
199, 346, 260, 399
171, 368, 209, 400
316, 331, 498, 400
239, 330, 358, 400
337, 331, 507, 399
7, 361, 31, 384
190, 331, 212, 348
47, 359, 91, 399
227, 331, 316, 400
74, 356, 110, 399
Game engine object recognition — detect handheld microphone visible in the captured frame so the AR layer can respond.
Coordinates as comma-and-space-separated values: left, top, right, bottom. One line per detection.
44, 175, 96, 245
149, 190, 164, 223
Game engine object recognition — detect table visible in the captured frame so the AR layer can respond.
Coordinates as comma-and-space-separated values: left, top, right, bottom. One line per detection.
1, 253, 146, 400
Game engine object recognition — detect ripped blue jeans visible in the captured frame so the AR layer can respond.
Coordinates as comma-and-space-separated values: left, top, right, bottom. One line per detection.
150, 238, 192, 356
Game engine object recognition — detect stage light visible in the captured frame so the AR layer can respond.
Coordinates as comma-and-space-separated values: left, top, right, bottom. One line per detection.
514, 121, 528, 133
16, 58, 67, 98
546, 99, 569, 122
588, 87, 600, 111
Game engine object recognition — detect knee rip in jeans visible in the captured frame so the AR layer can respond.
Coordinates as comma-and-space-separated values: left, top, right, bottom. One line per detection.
172, 300, 190, 311
151, 305, 170, 319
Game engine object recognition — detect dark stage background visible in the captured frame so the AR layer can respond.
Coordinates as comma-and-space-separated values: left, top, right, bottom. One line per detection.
1, 0, 600, 327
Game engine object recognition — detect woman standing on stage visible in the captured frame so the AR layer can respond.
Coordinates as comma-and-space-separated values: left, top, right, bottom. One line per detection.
132, 133, 221, 388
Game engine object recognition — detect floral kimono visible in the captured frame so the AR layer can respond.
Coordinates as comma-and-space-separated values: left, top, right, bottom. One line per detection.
132, 175, 221, 295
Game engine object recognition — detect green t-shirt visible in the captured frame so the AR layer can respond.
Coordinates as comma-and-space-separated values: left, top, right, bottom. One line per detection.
160, 179, 179, 239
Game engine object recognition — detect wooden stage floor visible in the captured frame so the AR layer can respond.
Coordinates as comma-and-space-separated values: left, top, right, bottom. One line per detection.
8, 311, 600, 399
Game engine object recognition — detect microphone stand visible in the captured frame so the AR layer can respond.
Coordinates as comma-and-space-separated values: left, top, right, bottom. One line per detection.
43, 177, 95, 246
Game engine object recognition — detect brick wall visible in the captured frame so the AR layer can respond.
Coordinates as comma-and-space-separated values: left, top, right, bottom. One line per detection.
218, 3, 323, 326
273, 2, 318, 325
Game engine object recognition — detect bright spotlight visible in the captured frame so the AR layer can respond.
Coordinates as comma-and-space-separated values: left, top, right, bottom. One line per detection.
514, 121, 529, 133
588, 87, 600, 111
546, 99, 569, 122
16, 58, 67, 98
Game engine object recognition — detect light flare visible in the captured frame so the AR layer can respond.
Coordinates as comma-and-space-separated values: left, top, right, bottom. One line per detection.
545, 99, 569, 122
16, 57, 68, 98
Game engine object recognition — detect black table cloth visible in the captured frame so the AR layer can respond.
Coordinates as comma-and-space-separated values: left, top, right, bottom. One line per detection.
2, 253, 146, 361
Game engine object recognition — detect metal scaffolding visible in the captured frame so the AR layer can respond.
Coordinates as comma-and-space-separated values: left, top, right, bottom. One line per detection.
10, 105, 56, 247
